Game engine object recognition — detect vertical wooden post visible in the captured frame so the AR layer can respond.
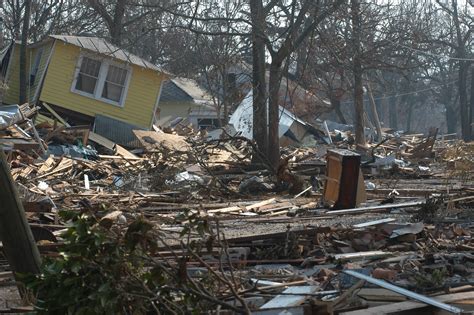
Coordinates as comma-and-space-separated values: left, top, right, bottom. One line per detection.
366, 81, 383, 142
0, 148, 41, 276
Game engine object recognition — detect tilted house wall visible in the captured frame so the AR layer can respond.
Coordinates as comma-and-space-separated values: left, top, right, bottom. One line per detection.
2, 36, 166, 130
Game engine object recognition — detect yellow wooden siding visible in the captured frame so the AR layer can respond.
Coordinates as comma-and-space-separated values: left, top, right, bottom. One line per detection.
40, 42, 163, 128
30, 42, 54, 102
2, 42, 54, 104
3, 44, 23, 104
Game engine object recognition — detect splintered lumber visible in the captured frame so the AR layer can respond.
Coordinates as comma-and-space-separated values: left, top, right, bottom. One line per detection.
324, 200, 425, 216
245, 198, 276, 211
35, 157, 74, 179
0, 149, 41, 276
342, 270, 464, 314
207, 206, 241, 214
37, 156, 56, 174
293, 186, 312, 198
133, 130, 190, 152
259, 286, 318, 309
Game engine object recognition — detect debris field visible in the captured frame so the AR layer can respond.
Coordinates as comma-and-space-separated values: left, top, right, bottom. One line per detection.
0, 103, 473, 314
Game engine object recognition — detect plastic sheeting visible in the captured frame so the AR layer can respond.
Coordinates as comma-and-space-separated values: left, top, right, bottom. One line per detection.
0, 105, 22, 130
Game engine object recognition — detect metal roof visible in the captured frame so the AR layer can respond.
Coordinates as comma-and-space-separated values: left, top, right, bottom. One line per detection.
160, 77, 214, 103
49, 35, 162, 71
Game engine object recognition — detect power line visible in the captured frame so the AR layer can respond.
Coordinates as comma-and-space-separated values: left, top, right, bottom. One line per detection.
385, 38, 474, 62
340, 79, 458, 105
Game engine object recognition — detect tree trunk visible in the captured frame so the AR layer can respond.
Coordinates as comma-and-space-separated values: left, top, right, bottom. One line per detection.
250, 0, 268, 162
406, 103, 413, 133
110, 0, 126, 46
332, 98, 347, 124
268, 62, 282, 171
366, 81, 382, 141
451, 0, 470, 140
459, 62, 470, 140
86, 0, 125, 46
220, 67, 228, 127
470, 66, 474, 137
19, 0, 31, 104
389, 97, 398, 130
351, 0, 366, 147
445, 105, 457, 134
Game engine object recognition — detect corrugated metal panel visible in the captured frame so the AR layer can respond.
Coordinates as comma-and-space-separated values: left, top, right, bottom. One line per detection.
94, 114, 144, 148
49, 35, 162, 72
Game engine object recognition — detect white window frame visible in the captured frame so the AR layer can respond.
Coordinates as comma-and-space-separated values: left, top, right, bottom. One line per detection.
71, 53, 132, 107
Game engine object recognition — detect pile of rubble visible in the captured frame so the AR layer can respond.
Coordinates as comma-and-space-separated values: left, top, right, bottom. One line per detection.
0, 103, 473, 313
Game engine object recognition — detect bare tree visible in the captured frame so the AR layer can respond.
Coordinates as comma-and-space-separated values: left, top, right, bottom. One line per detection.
19, 0, 31, 104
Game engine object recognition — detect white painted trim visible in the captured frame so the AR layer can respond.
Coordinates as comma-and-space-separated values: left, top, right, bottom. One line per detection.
97, 61, 132, 107
150, 74, 164, 129
34, 40, 56, 103
70, 52, 132, 108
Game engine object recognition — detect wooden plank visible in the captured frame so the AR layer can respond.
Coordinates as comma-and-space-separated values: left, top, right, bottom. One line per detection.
340, 292, 474, 315
353, 218, 396, 228
208, 206, 242, 214
42, 102, 70, 127
245, 198, 276, 211
115, 144, 138, 159
357, 288, 407, 301
260, 286, 318, 309
325, 200, 425, 216
88, 132, 115, 151
98, 154, 142, 161
334, 251, 392, 261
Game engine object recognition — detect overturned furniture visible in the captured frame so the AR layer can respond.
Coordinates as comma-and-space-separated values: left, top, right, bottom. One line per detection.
323, 149, 366, 209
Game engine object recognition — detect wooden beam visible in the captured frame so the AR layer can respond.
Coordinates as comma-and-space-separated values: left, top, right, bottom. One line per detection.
325, 200, 425, 216
0, 149, 41, 277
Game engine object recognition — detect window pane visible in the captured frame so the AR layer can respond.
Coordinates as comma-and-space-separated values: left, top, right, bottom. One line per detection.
75, 73, 97, 94
102, 82, 123, 102
80, 57, 101, 77
106, 65, 127, 85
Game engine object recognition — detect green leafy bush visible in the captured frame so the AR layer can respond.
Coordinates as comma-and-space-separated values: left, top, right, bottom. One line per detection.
23, 210, 237, 314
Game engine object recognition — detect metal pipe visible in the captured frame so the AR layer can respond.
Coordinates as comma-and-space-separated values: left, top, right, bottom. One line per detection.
343, 270, 464, 314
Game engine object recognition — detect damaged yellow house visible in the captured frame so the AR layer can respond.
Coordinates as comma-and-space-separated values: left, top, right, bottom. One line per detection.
1, 35, 166, 134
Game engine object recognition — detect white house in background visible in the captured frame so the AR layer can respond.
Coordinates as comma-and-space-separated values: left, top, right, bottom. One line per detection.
157, 77, 222, 130
229, 91, 326, 147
